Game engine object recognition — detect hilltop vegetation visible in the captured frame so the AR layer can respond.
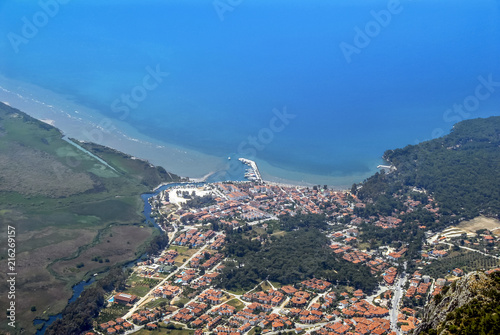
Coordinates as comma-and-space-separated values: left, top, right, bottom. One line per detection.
416, 271, 500, 335
356, 116, 500, 223
0, 102, 180, 334
217, 214, 378, 293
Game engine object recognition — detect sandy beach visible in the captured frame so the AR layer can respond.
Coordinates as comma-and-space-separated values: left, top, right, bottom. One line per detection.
0, 74, 380, 188
0, 75, 225, 179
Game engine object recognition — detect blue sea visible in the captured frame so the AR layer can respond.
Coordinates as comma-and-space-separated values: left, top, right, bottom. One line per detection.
1, 0, 499, 187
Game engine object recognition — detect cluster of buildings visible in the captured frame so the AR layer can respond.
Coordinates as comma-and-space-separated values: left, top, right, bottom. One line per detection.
242, 289, 285, 306
405, 271, 431, 300
130, 309, 162, 325
92, 181, 499, 335
97, 318, 133, 334
397, 307, 419, 335
190, 252, 224, 270
153, 284, 182, 299
172, 229, 216, 248
143, 275, 401, 335
315, 310, 391, 335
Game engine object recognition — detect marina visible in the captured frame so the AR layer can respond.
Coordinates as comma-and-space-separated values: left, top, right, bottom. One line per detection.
239, 158, 263, 183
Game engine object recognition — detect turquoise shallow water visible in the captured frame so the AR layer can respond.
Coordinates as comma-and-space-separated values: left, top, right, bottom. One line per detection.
0, 0, 499, 186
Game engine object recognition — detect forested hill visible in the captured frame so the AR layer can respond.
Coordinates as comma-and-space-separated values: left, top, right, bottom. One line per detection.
216, 215, 378, 294
357, 116, 500, 222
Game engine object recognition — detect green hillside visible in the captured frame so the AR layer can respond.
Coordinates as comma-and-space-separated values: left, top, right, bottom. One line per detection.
357, 116, 500, 224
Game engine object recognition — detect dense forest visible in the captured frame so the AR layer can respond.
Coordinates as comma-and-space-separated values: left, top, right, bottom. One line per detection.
216, 215, 378, 293
182, 194, 217, 209
355, 116, 500, 223
46, 267, 129, 335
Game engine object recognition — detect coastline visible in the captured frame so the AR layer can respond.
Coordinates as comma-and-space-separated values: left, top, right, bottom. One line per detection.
0, 74, 224, 179
0, 74, 379, 188
256, 158, 383, 190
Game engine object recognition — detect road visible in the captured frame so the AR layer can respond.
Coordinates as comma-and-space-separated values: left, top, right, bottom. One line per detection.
247, 216, 278, 226
389, 270, 407, 335
443, 242, 500, 260
365, 284, 389, 305
123, 244, 209, 319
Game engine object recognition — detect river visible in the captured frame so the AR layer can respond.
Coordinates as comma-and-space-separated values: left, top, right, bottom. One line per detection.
33, 182, 204, 334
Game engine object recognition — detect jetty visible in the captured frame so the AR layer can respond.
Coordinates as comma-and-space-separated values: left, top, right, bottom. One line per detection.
239, 158, 263, 183
377, 164, 397, 172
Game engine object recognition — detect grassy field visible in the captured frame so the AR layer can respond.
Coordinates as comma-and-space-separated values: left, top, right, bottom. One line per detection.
0, 102, 180, 334
169, 245, 199, 265
260, 281, 273, 292
96, 303, 130, 324
145, 297, 171, 309
124, 285, 155, 298
123, 276, 161, 297
226, 288, 249, 296
269, 281, 282, 289
174, 297, 192, 307
226, 298, 246, 311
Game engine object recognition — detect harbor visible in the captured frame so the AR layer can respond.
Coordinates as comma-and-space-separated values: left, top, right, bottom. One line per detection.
239, 157, 263, 183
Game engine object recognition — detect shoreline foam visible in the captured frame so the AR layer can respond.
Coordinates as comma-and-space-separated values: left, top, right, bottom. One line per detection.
0, 74, 378, 188
0, 74, 224, 179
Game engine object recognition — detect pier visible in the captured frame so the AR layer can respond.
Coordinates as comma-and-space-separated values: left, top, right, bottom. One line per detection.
377, 164, 397, 172
239, 158, 263, 183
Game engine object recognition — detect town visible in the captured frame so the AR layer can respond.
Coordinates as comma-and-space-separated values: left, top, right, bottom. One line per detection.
85, 180, 500, 335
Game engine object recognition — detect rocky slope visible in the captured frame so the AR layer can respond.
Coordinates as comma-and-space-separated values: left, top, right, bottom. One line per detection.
415, 271, 500, 335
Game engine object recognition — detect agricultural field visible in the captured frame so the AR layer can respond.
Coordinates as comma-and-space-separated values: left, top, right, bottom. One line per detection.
225, 298, 246, 312
124, 277, 162, 297
423, 249, 500, 279
169, 245, 200, 266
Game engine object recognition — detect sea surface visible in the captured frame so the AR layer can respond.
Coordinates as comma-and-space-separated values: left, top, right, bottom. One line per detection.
1, 0, 499, 187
